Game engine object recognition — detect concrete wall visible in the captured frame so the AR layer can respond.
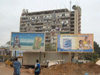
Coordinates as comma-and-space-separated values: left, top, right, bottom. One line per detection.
23, 52, 69, 66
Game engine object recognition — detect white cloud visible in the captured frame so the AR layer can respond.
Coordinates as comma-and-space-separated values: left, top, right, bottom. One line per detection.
0, 0, 100, 46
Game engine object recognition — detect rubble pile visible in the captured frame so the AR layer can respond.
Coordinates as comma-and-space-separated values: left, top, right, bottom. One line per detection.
40, 63, 100, 75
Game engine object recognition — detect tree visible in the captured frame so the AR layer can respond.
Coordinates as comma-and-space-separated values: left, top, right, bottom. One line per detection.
94, 41, 100, 54
80, 41, 100, 62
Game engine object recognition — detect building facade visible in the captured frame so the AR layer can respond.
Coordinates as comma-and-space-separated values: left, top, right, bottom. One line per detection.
20, 5, 81, 51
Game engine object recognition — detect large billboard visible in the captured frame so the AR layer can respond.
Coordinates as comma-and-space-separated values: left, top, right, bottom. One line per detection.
10, 32, 45, 52
57, 34, 94, 52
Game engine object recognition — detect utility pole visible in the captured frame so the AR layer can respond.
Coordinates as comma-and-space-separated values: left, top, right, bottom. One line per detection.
15, 50, 16, 58
69, 1, 72, 75
70, 0, 72, 11
69, 0, 72, 63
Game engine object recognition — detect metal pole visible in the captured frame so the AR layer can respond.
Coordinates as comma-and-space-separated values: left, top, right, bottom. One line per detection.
15, 50, 16, 58
39, 52, 41, 64
69, 52, 72, 63
69, 1, 72, 75
69, 52, 72, 75
70, 0, 72, 11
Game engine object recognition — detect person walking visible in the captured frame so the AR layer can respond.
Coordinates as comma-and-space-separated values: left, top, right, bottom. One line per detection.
34, 60, 41, 75
13, 58, 21, 75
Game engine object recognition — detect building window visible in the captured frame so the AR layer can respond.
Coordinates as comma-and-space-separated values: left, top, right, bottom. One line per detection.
71, 25, 74, 27
71, 29, 74, 31
71, 14, 74, 16
62, 13, 65, 16
71, 21, 74, 24
31, 24, 35, 26
32, 17, 35, 20
65, 20, 68, 24
35, 17, 37, 19
71, 18, 74, 20
65, 13, 70, 17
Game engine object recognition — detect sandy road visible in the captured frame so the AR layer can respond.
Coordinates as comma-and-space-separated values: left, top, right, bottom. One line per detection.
0, 63, 33, 75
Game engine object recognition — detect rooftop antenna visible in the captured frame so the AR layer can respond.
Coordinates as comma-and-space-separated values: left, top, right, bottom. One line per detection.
63, 0, 68, 9
75, 0, 80, 6
69, 0, 72, 64
70, 0, 72, 11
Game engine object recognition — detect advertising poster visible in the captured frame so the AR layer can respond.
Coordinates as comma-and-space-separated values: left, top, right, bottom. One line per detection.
10, 32, 45, 52
57, 34, 94, 52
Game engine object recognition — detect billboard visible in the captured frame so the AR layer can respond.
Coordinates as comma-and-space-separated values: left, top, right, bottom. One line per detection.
10, 32, 45, 52
57, 34, 94, 52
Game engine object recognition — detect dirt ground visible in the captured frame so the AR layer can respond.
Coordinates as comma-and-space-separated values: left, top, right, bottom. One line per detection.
1, 62, 100, 75
40, 63, 100, 75
0, 63, 33, 75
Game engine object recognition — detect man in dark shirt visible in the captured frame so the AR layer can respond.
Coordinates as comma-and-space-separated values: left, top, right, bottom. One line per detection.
13, 58, 21, 75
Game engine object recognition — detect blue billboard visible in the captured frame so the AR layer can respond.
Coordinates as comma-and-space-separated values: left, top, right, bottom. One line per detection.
57, 34, 94, 52
10, 32, 45, 52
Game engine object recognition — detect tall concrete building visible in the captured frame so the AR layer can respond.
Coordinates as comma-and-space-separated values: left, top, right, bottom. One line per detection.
20, 5, 81, 66
20, 5, 81, 51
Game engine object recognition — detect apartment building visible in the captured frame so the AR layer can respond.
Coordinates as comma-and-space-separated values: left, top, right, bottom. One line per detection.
71, 5, 81, 34
20, 5, 81, 51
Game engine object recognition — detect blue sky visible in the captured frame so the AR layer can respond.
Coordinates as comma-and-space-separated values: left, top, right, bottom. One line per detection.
0, 0, 100, 46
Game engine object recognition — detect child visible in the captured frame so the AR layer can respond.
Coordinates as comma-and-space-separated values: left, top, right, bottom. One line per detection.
79, 40, 84, 49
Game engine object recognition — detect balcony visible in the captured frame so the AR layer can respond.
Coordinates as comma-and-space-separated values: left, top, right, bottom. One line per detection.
31, 22, 43, 25
35, 25, 43, 27
45, 34, 51, 37
62, 27, 70, 30
70, 14, 74, 16
45, 40, 51, 42
62, 24, 67, 27
70, 31, 74, 34
45, 32, 50, 35
61, 30, 69, 32
34, 27, 43, 30
21, 16, 28, 20
70, 25, 74, 27
70, 18, 74, 20
20, 28, 27, 32
35, 30, 44, 32
46, 36, 50, 39
59, 16, 69, 19
60, 31, 70, 34
70, 29, 74, 31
